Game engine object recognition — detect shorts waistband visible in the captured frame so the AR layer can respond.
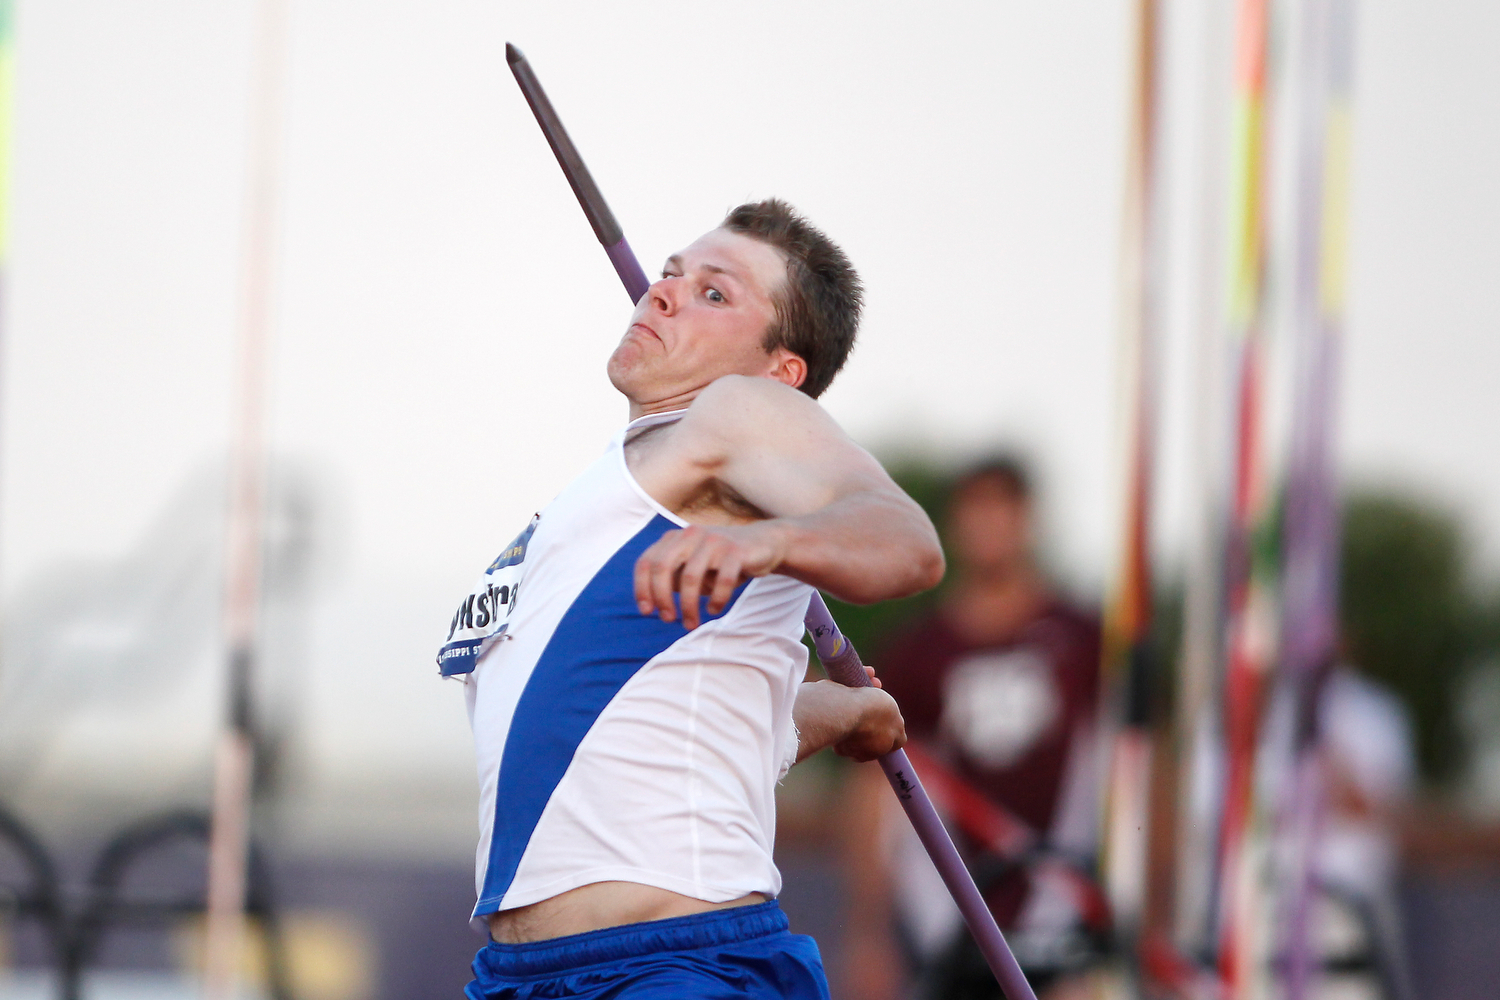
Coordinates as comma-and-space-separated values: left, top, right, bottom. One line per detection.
482, 900, 789, 978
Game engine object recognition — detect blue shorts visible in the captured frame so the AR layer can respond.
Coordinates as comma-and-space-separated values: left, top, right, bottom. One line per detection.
465, 900, 830, 999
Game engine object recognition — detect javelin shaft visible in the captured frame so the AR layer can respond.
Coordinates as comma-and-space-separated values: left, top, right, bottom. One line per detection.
506, 44, 1036, 1000
506, 44, 651, 301
803, 597, 1037, 1000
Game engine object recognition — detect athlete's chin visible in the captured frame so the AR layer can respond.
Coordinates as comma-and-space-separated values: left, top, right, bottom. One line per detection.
606, 349, 649, 397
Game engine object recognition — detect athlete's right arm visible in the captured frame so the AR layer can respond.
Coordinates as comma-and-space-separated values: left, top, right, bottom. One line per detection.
632, 376, 944, 629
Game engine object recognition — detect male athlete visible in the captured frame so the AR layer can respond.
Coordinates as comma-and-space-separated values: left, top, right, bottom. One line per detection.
440, 199, 945, 999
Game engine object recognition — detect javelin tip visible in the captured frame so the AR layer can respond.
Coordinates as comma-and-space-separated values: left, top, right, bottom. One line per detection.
505, 42, 524, 66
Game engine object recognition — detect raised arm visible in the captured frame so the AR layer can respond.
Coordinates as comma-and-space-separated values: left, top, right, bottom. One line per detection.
631, 375, 945, 630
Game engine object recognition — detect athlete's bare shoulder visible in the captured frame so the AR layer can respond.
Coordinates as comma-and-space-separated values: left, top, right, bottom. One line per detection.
692, 372, 823, 416
675, 374, 839, 461
627, 373, 894, 530
628, 377, 822, 521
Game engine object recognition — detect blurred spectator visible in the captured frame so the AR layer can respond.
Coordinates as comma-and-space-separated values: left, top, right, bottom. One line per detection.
1315, 663, 1414, 914
837, 459, 1101, 1000
1258, 655, 1416, 999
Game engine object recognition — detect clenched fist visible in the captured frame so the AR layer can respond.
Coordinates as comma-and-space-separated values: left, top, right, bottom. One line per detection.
634, 523, 790, 630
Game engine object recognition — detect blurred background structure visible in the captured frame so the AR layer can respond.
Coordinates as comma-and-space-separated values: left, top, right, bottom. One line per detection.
1, 1, 1499, 998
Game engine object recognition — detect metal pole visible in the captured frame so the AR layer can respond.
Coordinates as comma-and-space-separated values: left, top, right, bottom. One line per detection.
1278, 1, 1359, 995
1215, 0, 1276, 995
1098, 0, 1164, 953
204, 0, 289, 995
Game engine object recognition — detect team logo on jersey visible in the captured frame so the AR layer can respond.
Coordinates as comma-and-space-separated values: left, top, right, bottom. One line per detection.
436, 516, 538, 677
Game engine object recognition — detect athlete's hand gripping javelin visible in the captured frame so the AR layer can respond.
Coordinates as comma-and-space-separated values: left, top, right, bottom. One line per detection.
793, 667, 909, 763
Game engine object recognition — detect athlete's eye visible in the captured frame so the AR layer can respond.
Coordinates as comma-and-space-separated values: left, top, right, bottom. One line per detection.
706, 288, 726, 304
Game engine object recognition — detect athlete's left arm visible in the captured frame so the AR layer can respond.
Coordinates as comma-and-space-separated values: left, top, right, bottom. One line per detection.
792, 668, 907, 763
634, 375, 944, 630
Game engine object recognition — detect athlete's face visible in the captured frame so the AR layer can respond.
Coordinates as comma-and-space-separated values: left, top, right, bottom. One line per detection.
607, 228, 804, 413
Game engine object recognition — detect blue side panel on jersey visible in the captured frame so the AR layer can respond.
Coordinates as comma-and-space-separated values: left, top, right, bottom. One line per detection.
477, 515, 746, 912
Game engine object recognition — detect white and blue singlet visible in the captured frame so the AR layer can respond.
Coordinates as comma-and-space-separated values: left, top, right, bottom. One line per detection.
439, 410, 813, 928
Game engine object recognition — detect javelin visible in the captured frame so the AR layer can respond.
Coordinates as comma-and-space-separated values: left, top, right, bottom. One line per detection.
506, 43, 1037, 1000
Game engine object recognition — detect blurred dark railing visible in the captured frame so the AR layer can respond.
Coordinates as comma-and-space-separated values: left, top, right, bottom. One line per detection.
0, 802, 292, 1000
0, 803, 69, 976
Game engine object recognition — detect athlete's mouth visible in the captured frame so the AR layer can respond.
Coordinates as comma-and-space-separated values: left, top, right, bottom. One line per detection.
630, 322, 661, 344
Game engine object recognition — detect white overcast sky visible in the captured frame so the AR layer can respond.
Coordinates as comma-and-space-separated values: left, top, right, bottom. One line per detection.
2, 0, 1497, 837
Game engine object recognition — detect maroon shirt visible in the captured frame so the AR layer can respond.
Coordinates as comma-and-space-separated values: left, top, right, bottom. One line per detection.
879, 600, 1101, 839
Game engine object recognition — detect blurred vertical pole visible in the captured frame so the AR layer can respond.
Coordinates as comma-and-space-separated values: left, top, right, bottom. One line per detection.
1277, 0, 1355, 997
1098, 0, 1164, 981
204, 0, 290, 996
1173, 0, 1235, 968
0, 0, 13, 610
1214, 0, 1275, 995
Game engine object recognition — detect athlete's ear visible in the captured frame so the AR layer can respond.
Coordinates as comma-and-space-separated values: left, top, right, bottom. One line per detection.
766, 348, 807, 390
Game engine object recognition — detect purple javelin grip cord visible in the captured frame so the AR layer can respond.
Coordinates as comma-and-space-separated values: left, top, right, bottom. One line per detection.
506, 43, 1037, 1000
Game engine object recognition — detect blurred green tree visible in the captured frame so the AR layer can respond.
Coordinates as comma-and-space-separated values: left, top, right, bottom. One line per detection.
1339, 490, 1500, 781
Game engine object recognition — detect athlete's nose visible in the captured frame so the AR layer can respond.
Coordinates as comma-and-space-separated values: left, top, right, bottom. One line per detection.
646, 275, 679, 317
